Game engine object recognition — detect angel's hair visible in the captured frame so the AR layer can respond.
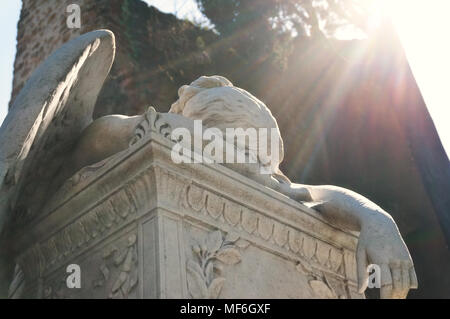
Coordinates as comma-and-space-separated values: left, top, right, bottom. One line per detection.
169, 75, 284, 173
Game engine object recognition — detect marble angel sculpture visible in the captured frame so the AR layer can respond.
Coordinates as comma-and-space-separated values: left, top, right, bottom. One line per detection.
0, 30, 417, 298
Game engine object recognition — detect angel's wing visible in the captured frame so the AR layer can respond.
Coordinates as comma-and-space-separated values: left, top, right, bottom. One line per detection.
0, 30, 116, 240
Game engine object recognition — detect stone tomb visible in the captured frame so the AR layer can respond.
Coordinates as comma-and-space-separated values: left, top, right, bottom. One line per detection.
11, 111, 362, 299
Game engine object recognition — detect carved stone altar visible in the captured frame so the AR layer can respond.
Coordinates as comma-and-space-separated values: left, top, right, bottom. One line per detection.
1, 29, 418, 299
10, 109, 362, 299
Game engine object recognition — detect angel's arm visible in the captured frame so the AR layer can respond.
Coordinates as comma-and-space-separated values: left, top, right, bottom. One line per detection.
268, 177, 417, 298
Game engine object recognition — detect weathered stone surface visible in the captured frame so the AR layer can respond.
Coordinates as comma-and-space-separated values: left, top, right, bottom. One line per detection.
9, 120, 362, 299
0, 30, 115, 239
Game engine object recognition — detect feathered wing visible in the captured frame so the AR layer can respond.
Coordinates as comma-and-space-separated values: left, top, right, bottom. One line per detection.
0, 30, 116, 240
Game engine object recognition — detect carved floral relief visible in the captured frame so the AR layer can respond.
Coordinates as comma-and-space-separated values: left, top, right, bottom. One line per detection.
186, 230, 250, 299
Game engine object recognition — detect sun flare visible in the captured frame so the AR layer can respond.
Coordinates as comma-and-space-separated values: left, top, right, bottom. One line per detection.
378, 0, 450, 156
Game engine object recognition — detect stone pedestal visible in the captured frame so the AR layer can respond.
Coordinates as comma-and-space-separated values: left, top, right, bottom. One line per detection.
10, 120, 363, 299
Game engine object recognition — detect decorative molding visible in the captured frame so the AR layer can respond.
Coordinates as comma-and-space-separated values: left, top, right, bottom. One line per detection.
11, 134, 359, 298
186, 230, 249, 299
18, 162, 352, 292
296, 258, 347, 299
152, 166, 347, 280
129, 107, 174, 146
43, 276, 68, 299
40, 234, 139, 299
63, 157, 110, 189
16, 188, 137, 281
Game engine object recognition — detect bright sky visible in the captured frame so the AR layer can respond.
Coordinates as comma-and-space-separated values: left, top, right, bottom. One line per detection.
145, 0, 210, 27
0, 1, 21, 130
387, 0, 450, 157
0, 0, 448, 157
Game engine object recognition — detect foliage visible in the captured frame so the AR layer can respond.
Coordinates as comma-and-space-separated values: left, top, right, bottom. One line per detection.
195, 0, 371, 39
194, 0, 371, 72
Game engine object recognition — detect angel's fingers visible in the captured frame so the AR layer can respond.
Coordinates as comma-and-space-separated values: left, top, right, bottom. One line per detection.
401, 264, 410, 292
380, 263, 393, 286
399, 264, 410, 298
409, 267, 418, 289
380, 285, 394, 299
356, 245, 368, 294
391, 266, 403, 298
380, 263, 393, 299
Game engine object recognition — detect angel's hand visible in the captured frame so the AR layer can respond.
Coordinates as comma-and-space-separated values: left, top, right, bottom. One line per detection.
356, 216, 418, 298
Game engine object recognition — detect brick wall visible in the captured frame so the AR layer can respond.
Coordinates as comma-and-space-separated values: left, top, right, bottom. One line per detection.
10, 0, 216, 117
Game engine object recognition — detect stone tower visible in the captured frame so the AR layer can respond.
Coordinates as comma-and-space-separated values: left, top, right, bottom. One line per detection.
10, 0, 216, 117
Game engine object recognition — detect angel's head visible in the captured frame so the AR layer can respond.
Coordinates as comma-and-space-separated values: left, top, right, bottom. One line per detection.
169, 75, 284, 174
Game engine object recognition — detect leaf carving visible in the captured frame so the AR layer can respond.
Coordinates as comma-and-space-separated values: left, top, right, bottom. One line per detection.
111, 272, 127, 294
187, 259, 204, 280
225, 231, 240, 243
187, 230, 249, 299
205, 260, 214, 284
206, 230, 223, 253
309, 280, 336, 299
113, 248, 128, 266
93, 235, 138, 298
216, 247, 242, 265
296, 259, 313, 274
129, 267, 138, 292
235, 239, 250, 249
122, 249, 133, 272
208, 277, 226, 299
187, 260, 208, 298
100, 264, 109, 280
